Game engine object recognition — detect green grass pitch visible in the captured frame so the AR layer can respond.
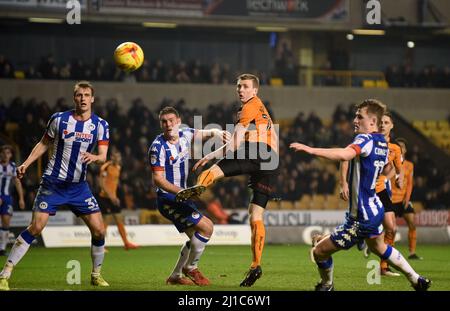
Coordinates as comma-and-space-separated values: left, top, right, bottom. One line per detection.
4, 244, 450, 291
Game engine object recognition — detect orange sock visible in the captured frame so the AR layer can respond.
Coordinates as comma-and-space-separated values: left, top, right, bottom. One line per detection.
197, 168, 220, 187
117, 222, 129, 245
408, 229, 417, 254
250, 220, 265, 268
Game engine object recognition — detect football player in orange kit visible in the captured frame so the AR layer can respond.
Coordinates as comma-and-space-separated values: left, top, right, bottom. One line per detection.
390, 138, 422, 260
176, 73, 279, 287
98, 149, 139, 250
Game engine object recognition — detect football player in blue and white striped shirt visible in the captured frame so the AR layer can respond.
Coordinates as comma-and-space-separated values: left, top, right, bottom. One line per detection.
149, 106, 230, 286
290, 99, 431, 291
0, 81, 110, 290
0, 145, 25, 256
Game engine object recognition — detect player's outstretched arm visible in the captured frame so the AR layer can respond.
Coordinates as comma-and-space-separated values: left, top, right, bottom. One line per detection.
290, 142, 356, 161
192, 124, 246, 171
195, 128, 231, 144
17, 134, 52, 179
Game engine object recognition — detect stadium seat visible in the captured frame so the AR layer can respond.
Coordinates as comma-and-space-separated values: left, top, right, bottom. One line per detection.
311, 194, 326, 209
280, 201, 295, 210
412, 120, 425, 129
266, 200, 281, 210
324, 195, 339, 209
362, 80, 376, 88
298, 194, 312, 210
437, 120, 449, 130
270, 78, 283, 86
425, 120, 437, 130
376, 80, 388, 88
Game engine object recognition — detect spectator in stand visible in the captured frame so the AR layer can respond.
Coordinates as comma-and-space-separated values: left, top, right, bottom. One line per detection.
386, 65, 403, 87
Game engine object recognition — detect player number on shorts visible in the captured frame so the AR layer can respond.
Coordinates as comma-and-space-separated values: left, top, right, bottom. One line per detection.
85, 197, 98, 210
370, 160, 385, 189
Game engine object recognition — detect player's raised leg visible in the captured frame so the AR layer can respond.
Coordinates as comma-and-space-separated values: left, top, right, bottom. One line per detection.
81, 212, 109, 287
366, 234, 431, 291
176, 165, 224, 202
0, 212, 49, 290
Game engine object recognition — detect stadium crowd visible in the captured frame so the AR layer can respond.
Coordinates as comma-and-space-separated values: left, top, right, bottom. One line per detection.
1, 96, 448, 213
1, 54, 450, 88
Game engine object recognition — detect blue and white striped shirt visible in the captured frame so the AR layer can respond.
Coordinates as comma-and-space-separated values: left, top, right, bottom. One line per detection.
348, 133, 389, 222
0, 162, 16, 196
149, 128, 195, 194
43, 110, 109, 183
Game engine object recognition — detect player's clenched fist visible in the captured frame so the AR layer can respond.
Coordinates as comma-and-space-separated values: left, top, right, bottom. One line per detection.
17, 165, 27, 179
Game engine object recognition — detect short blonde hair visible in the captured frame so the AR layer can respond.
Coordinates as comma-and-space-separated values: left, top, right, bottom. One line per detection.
237, 73, 259, 89
355, 99, 387, 129
74, 81, 94, 96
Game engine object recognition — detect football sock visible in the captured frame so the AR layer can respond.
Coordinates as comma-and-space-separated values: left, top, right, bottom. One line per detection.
408, 229, 417, 255
315, 257, 334, 286
171, 241, 190, 278
196, 167, 221, 188
380, 245, 419, 284
185, 232, 209, 271
0, 227, 9, 251
0, 230, 35, 279
91, 238, 105, 275
250, 220, 265, 268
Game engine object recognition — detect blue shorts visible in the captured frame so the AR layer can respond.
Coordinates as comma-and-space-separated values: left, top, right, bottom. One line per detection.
33, 178, 100, 216
330, 212, 384, 250
0, 195, 13, 216
156, 192, 203, 233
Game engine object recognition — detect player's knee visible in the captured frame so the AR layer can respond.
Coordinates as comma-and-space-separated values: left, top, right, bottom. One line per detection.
313, 246, 327, 261
28, 223, 45, 235
385, 228, 395, 238
91, 226, 106, 240
198, 217, 214, 238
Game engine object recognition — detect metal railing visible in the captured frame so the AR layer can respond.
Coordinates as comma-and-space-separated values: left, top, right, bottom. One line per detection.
300, 69, 387, 88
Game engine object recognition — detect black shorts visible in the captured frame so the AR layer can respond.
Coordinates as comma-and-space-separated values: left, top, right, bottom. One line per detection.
392, 202, 415, 217
97, 196, 121, 215
377, 189, 393, 212
216, 142, 279, 207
